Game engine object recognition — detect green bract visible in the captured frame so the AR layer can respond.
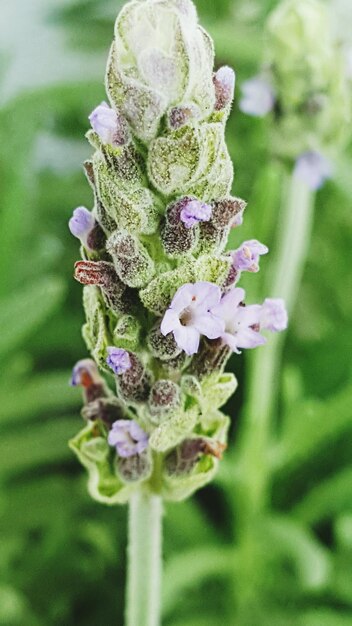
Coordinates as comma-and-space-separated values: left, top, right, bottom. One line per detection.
70, 0, 241, 504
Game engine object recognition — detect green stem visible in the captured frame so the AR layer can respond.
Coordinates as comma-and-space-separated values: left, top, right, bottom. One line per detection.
239, 170, 315, 514
126, 491, 163, 626
232, 171, 315, 614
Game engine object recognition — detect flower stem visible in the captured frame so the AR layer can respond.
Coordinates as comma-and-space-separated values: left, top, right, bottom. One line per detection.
233, 171, 315, 613
126, 491, 163, 626
240, 170, 315, 509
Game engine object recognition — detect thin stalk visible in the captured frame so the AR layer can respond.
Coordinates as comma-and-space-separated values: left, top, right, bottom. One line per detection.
239, 170, 315, 514
126, 491, 163, 626
233, 170, 315, 614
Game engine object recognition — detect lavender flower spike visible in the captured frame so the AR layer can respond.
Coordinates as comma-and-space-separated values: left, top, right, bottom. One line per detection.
160, 282, 225, 356
210, 288, 266, 354
108, 419, 149, 458
260, 298, 288, 332
106, 347, 131, 375
294, 151, 333, 190
232, 240, 269, 273
180, 200, 212, 229
68, 207, 95, 248
239, 76, 275, 117
89, 101, 128, 146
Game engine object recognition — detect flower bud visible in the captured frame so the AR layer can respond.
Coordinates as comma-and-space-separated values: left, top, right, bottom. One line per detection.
213, 66, 235, 111
106, 347, 131, 375
89, 101, 130, 146
147, 324, 182, 361
74, 260, 131, 314
161, 197, 207, 258
117, 450, 152, 483
69, 207, 103, 250
71, 359, 108, 404
165, 437, 226, 476
168, 104, 200, 130
116, 353, 152, 403
106, 0, 215, 142
148, 380, 181, 422
106, 231, 155, 288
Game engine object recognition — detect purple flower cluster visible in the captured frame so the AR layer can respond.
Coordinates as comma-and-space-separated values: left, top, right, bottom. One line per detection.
161, 282, 287, 356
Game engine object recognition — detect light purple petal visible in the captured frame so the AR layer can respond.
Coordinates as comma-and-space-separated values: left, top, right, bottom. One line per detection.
160, 309, 181, 335
68, 206, 95, 244
235, 327, 267, 350
191, 282, 222, 309
169, 283, 196, 314
260, 298, 288, 332
239, 76, 275, 117
108, 419, 149, 458
232, 239, 269, 273
193, 313, 225, 339
210, 288, 245, 323
294, 152, 333, 190
180, 200, 212, 228
89, 101, 119, 145
106, 347, 131, 375
235, 304, 262, 327
173, 325, 200, 356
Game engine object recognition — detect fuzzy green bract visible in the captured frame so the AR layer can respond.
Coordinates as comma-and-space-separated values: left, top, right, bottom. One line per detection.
70, 0, 241, 504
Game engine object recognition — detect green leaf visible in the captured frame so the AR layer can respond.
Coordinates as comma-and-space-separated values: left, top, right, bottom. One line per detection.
292, 467, 352, 525
0, 371, 80, 427
263, 516, 331, 590
0, 416, 76, 477
0, 277, 65, 359
162, 546, 234, 616
274, 385, 352, 472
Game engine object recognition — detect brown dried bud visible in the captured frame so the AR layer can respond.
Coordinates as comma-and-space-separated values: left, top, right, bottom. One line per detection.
81, 396, 123, 425
165, 437, 227, 476
211, 197, 246, 229
74, 260, 130, 313
161, 198, 197, 258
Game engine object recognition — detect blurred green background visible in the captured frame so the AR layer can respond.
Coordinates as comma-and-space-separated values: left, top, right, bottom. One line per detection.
1, 0, 352, 624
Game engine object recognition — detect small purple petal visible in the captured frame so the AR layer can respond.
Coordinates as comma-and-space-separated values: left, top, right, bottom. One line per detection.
106, 347, 131, 375
260, 298, 288, 332
89, 101, 128, 146
211, 289, 266, 353
69, 207, 95, 246
108, 419, 148, 458
232, 239, 269, 273
213, 66, 236, 110
239, 76, 275, 117
294, 152, 333, 190
180, 200, 212, 229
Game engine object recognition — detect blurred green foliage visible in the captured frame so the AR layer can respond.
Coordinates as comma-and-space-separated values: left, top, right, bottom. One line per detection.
0, 0, 352, 624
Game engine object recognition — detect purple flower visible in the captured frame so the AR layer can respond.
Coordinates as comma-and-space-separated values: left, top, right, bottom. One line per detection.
210, 288, 266, 354
68, 206, 95, 248
213, 66, 236, 110
259, 298, 288, 332
106, 347, 131, 375
160, 282, 225, 356
232, 240, 268, 273
108, 419, 149, 458
294, 151, 333, 190
89, 102, 128, 146
71, 359, 101, 387
180, 200, 212, 229
239, 76, 275, 117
